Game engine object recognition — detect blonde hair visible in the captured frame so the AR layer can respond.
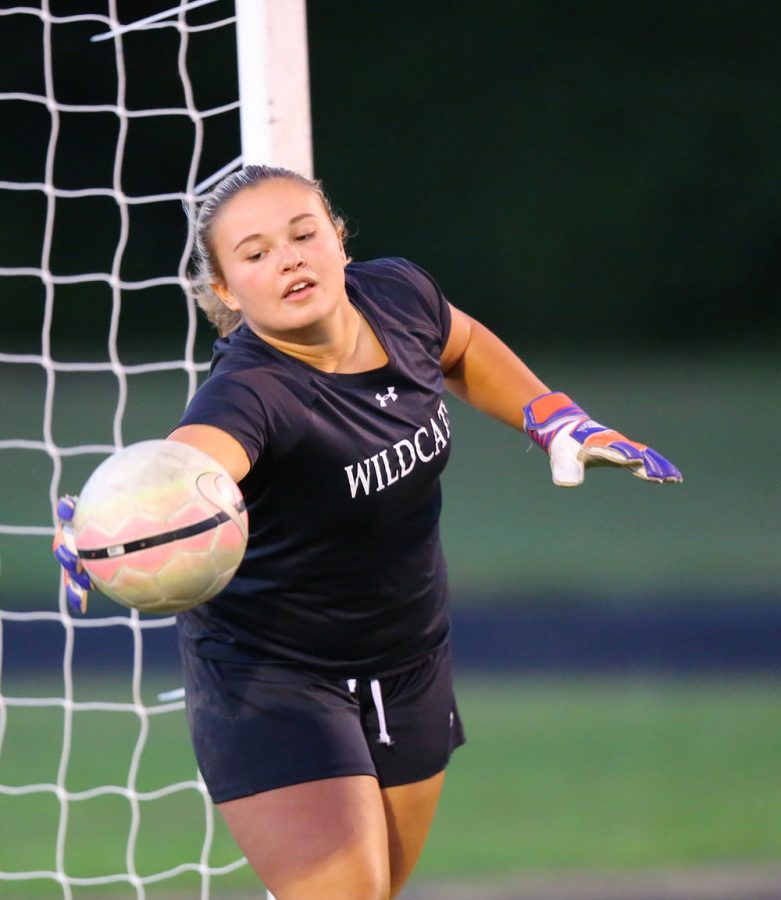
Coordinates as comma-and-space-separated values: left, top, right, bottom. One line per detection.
189, 165, 348, 336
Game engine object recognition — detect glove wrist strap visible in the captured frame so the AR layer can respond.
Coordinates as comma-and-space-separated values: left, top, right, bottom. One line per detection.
523, 391, 587, 452
523, 392, 575, 429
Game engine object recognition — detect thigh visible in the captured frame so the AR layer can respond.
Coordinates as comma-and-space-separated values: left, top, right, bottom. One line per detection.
382, 770, 446, 898
180, 653, 377, 802
219, 774, 390, 900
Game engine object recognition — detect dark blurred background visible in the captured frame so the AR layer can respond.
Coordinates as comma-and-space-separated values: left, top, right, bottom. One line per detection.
312, 1, 781, 351
1, 0, 779, 667
3, 0, 780, 349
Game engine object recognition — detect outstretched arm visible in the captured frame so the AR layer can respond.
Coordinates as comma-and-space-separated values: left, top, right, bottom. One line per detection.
54, 425, 251, 614
441, 304, 681, 487
167, 423, 251, 483
441, 305, 549, 430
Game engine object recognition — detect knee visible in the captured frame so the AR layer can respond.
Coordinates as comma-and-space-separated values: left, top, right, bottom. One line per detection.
358, 867, 391, 900
267, 870, 389, 900
335, 857, 391, 900
262, 853, 390, 900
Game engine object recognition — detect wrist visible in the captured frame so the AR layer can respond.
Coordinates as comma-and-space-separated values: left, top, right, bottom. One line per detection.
523, 392, 586, 452
522, 392, 575, 428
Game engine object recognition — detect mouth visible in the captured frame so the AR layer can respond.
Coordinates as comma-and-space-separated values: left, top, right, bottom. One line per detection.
283, 278, 316, 300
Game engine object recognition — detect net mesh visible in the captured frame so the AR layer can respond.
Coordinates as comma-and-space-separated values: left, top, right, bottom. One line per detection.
0, 1, 251, 895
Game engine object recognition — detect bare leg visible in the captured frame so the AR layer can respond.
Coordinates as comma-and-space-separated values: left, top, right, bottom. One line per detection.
218, 775, 390, 900
382, 771, 446, 898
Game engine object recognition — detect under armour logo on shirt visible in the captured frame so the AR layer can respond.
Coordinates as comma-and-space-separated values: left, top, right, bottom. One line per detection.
375, 387, 398, 407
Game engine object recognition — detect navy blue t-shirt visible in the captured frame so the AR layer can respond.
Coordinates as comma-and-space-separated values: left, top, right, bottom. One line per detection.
176, 258, 453, 674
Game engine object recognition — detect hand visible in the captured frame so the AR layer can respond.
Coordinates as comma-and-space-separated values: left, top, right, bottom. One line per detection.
523, 391, 683, 487
52, 495, 93, 613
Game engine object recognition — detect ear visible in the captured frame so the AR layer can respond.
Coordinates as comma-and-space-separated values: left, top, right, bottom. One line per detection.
212, 280, 241, 312
336, 229, 348, 264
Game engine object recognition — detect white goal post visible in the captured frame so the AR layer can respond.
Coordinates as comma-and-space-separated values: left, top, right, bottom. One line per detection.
0, 1, 311, 897
236, 0, 313, 176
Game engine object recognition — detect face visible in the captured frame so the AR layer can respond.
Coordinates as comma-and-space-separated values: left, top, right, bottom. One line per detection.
209, 179, 348, 340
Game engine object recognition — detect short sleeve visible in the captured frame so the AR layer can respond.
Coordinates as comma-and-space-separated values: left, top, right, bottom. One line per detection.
381, 258, 452, 354
176, 371, 273, 467
349, 257, 452, 359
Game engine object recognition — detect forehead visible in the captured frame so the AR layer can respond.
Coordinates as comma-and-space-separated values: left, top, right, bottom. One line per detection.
212, 179, 327, 239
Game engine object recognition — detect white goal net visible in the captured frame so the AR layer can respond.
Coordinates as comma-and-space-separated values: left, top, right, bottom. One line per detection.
0, 1, 310, 896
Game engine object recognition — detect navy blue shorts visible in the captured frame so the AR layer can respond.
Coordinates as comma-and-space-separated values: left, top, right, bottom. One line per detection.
180, 643, 466, 803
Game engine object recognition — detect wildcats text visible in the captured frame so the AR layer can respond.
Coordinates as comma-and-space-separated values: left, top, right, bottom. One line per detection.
344, 401, 451, 498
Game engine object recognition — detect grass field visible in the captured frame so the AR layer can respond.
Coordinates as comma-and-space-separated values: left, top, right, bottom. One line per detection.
2, 672, 781, 897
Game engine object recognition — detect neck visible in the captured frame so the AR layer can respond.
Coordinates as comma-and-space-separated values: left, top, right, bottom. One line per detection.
251, 302, 373, 373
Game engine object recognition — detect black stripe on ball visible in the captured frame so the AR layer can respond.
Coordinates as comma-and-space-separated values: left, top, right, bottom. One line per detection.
77, 500, 246, 560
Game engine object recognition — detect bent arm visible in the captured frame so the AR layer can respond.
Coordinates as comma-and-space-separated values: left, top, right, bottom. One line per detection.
441, 304, 548, 430
439, 304, 681, 486
168, 424, 251, 483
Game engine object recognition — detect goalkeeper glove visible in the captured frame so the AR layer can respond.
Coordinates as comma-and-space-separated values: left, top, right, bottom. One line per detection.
523, 391, 682, 487
52, 495, 92, 613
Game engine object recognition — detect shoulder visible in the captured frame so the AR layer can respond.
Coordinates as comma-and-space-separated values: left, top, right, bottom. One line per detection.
208, 324, 277, 376
181, 326, 316, 450
346, 257, 442, 297
346, 257, 451, 343
183, 365, 301, 432
206, 326, 315, 399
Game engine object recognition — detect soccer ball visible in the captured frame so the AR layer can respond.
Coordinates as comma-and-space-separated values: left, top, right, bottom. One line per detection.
72, 440, 248, 614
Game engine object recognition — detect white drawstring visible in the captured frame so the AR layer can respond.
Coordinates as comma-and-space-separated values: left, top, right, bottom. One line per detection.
346, 677, 393, 746
369, 678, 393, 746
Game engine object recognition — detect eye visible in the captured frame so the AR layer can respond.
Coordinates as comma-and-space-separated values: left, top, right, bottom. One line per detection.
295, 231, 315, 242
246, 249, 266, 261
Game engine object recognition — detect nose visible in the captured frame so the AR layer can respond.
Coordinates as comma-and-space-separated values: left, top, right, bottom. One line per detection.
279, 243, 305, 272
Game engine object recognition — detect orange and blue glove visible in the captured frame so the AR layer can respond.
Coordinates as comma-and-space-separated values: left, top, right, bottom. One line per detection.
52, 495, 92, 613
523, 392, 682, 487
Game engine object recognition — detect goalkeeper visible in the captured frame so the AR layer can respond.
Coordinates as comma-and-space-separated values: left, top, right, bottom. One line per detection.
56, 165, 680, 900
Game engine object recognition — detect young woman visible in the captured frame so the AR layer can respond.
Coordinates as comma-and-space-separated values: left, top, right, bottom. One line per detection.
56, 166, 681, 900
